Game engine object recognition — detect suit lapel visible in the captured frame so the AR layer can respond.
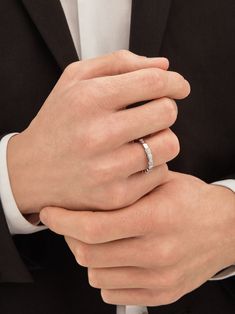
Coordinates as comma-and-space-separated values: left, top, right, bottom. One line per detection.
21, 0, 78, 70
21, 0, 170, 68
129, 0, 172, 57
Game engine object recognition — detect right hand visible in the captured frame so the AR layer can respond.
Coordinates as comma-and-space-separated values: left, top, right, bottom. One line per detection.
7, 50, 190, 215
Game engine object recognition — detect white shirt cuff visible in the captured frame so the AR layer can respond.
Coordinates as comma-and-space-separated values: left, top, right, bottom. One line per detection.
213, 179, 235, 193
0, 133, 47, 235
210, 179, 235, 280
210, 266, 235, 281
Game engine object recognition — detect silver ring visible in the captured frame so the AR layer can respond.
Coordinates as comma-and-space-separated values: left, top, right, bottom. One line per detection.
138, 138, 154, 173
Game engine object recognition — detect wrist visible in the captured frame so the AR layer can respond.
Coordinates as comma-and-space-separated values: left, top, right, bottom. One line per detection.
210, 184, 235, 267
7, 132, 43, 215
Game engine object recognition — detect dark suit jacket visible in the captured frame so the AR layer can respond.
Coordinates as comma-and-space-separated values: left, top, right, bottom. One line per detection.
0, 0, 235, 313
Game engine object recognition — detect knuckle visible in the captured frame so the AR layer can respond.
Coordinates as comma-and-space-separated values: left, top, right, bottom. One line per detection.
179, 77, 190, 97
174, 73, 191, 98
64, 62, 79, 79
144, 289, 173, 307
84, 127, 108, 153
174, 72, 185, 85
109, 50, 140, 74
157, 242, 178, 266
169, 288, 184, 304
143, 289, 156, 305
144, 69, 165, 91
78, 78, 106, 110
89, 161, 115, 185
101, 290, 113, 304
162, 98, 178, 125
83, 132, 98, 152
69, 81, 95, 113
82, 219, 98, 244
165, 130, 180, 159
88, 269, 100, 288
133, 278, 184, 306
75, 244, 92, 267
96, 128, 111, 147
160, 270, 183, 289
159, 291, 182, 306
158, 246, 170, 265
113, 49, 133, 61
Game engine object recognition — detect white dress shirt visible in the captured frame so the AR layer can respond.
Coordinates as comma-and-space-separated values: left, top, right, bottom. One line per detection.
0, 1, 235, 313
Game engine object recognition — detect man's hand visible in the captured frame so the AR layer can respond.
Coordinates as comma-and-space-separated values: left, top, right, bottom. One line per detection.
7, 51, 190, 215
40, 171, 235, 306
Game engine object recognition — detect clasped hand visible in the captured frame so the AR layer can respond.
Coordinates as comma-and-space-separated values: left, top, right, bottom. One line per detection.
8, 51, 189, 214
8, 50, 235, 307
40, 173, 235, 306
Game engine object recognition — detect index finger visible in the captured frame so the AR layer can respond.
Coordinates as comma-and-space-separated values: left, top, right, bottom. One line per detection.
88, 68, 190, 111
65, 50, 169, 80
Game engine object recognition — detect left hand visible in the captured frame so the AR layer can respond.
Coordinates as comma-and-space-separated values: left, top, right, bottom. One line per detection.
40, 171, 235, 306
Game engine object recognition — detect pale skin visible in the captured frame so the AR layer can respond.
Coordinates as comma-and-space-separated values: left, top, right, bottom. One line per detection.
7, 50, 235, 306
40, 173, 235, 306
7, 51, 189, 215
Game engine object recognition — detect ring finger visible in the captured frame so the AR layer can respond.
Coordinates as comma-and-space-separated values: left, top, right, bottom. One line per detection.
116, 128, 179, 176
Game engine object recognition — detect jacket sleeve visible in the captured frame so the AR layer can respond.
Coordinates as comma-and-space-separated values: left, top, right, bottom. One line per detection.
0, 199, 33, 283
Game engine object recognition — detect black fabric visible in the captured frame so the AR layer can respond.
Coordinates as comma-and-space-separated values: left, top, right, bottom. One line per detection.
0, 0, 235, 313
148, 279, 235, 314
130, 0, 172, 57
21, 0, 78, 69
0, 198, 32, 283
